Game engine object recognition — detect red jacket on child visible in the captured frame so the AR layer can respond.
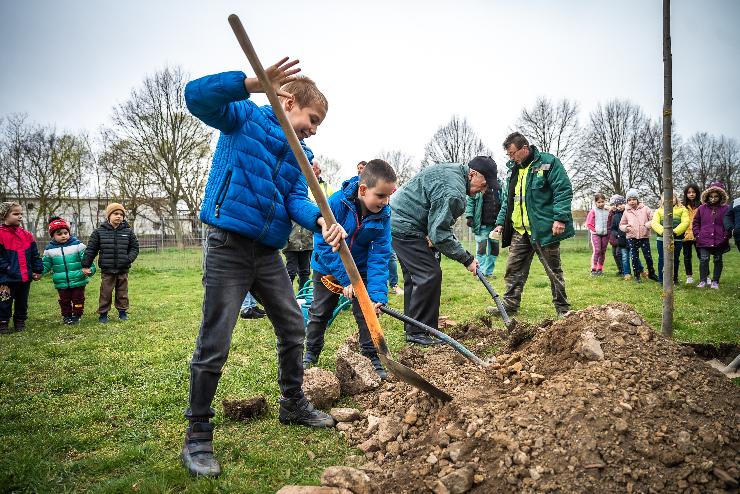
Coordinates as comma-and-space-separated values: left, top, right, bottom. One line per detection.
0, 225, 43, 283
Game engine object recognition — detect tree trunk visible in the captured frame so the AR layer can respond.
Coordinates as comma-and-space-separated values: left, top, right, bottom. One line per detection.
661, 0, 674, 337
169, 199, 184, 249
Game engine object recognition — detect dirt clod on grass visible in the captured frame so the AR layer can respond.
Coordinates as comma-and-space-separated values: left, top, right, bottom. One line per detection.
337, 303, 740, 493
222, 395, 268, 422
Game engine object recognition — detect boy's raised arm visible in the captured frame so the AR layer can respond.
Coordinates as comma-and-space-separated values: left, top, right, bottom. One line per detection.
185, 58, 301, 134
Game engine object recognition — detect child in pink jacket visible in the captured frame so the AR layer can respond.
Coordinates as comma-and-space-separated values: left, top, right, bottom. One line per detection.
619, 189, 657, 283
585, 193, 610, 276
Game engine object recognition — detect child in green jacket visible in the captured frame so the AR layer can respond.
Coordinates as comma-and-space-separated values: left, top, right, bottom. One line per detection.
42, 217, 95, 324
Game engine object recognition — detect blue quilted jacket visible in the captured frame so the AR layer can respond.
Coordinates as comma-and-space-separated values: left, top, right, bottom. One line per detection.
311, 176, 391, 305
185, 71, 321, 248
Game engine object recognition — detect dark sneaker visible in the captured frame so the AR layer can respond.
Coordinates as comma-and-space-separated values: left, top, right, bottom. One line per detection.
279, 396, 335, 428
648, 272, 659, 282
99, 313, 109, 323
405, 333, 444, 346
364, 353, 387, 380
240, 307, 265, 320
63, 317, 74, 325
118, 310, 129, 321
181, 422, 221, 477
252, 305, 266, 316
14, 320, 25, 332
0, 321, 10, 335
70, 315, 81, 324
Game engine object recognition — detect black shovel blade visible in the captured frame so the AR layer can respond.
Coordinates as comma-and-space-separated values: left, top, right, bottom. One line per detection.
379, 354, 452, 402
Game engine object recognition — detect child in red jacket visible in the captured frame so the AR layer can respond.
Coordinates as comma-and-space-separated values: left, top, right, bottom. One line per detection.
0, 202, 43, 333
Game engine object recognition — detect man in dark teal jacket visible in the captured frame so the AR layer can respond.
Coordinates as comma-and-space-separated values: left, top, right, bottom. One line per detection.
391, 156, 497, 345
493, 132, 574, 317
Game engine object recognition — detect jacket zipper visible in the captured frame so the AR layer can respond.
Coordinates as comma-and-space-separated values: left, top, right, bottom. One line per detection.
256, 148, 289, 241
214, 170, 233, 218
60, 245, 71, 288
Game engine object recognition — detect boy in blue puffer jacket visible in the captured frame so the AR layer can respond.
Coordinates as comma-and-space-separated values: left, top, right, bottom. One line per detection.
304, 160, 397, 379
181, 59, 346, 477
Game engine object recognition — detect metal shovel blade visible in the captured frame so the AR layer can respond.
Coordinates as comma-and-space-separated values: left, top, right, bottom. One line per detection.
380, 354, 452, 402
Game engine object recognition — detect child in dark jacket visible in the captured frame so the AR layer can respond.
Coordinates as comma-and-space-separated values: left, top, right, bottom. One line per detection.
81, 203, 139, 322
692, 183, 730, 288
42, 216, 95, 324
0, 202, 43, 333
725, 197, 740, 252
304, 160, 397, 379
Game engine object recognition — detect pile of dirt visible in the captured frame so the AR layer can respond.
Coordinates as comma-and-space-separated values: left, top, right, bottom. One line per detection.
337, 303, 739, 493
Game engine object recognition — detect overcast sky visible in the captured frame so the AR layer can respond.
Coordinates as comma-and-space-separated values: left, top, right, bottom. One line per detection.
2, 0, 739, 179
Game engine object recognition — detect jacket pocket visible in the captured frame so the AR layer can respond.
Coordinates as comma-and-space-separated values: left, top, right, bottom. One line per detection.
214, 170, 233, 218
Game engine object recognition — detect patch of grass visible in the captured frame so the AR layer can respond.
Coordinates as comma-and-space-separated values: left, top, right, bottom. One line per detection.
0, 239, 737, 492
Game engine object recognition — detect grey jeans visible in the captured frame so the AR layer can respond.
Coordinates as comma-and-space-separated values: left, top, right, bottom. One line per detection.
185, 227, 306, 421
503, 232, 569, 313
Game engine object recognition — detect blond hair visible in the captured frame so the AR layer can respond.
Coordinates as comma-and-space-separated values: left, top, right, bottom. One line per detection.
281, 76, 328, 112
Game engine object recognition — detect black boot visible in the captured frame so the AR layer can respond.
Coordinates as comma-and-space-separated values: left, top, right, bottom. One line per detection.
279, 396, 335, 428
181, 422, 221, 477
0, 320, 10, 335
14, 319, 25, 332
405, 333, 444, 346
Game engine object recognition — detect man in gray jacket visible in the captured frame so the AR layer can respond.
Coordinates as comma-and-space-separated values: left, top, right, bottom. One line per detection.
391, 156, 497, 345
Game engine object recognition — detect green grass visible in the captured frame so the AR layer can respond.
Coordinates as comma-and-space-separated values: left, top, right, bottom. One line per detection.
1, 239, 738, 492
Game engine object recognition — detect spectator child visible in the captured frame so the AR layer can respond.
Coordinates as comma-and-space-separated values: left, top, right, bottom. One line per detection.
619, 189, 657, 283
681, 183, 701, 283
651, 193, 689, 283
725, 196, 740, 252
42, 216, 95, 324
81, 203, 139, 323
304, 159, 397, 379
692, 182, 730, 288
586, 193, 610, 275
0, 202, 43, 334
609, 195, 642, 279
606, 195, 621, 276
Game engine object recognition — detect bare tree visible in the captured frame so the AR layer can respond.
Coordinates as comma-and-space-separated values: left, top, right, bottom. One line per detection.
22, 127, 80, 235
0, 113, 32, 202
572, 99, 649, 198
110, 66, 212, 248
641, 119, 686, 204
516, 96, 581, 166
314, 155, 344, 188
684, 132, 717, 190
422, 115, 491, 168
377, 149, 418, 187
713, 135, 739, 198
98, 134, 152, 228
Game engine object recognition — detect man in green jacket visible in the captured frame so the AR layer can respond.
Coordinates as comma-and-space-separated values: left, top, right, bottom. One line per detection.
391, 156, 497, 345
492, 132, 574, 317
466, 178, 502, 278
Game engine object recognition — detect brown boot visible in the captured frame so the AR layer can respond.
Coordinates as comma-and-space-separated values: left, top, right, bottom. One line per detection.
14, 319, 25, 332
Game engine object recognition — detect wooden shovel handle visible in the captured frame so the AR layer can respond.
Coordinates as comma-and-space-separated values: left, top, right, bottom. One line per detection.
227, 15, 389, 356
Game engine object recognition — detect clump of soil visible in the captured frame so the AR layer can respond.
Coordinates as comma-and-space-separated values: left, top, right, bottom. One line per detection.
222, 395, 268, 421
338, 303, 740, 493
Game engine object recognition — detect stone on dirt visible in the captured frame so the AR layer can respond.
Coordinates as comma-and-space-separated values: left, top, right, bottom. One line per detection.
330, 408, 362, 422
222, 395, 267, 421
302, 367, 341, 409
440, 466, 475, 494
335, 345, 381, 395
320, 466, 375, 494
575, 330, 604, 361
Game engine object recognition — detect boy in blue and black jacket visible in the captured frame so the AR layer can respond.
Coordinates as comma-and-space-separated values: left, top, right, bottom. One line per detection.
304, 160, 397, 379
181, 59, 346, 478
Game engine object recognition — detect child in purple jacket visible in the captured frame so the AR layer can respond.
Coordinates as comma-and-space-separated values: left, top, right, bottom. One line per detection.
692, 182, 730, 288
